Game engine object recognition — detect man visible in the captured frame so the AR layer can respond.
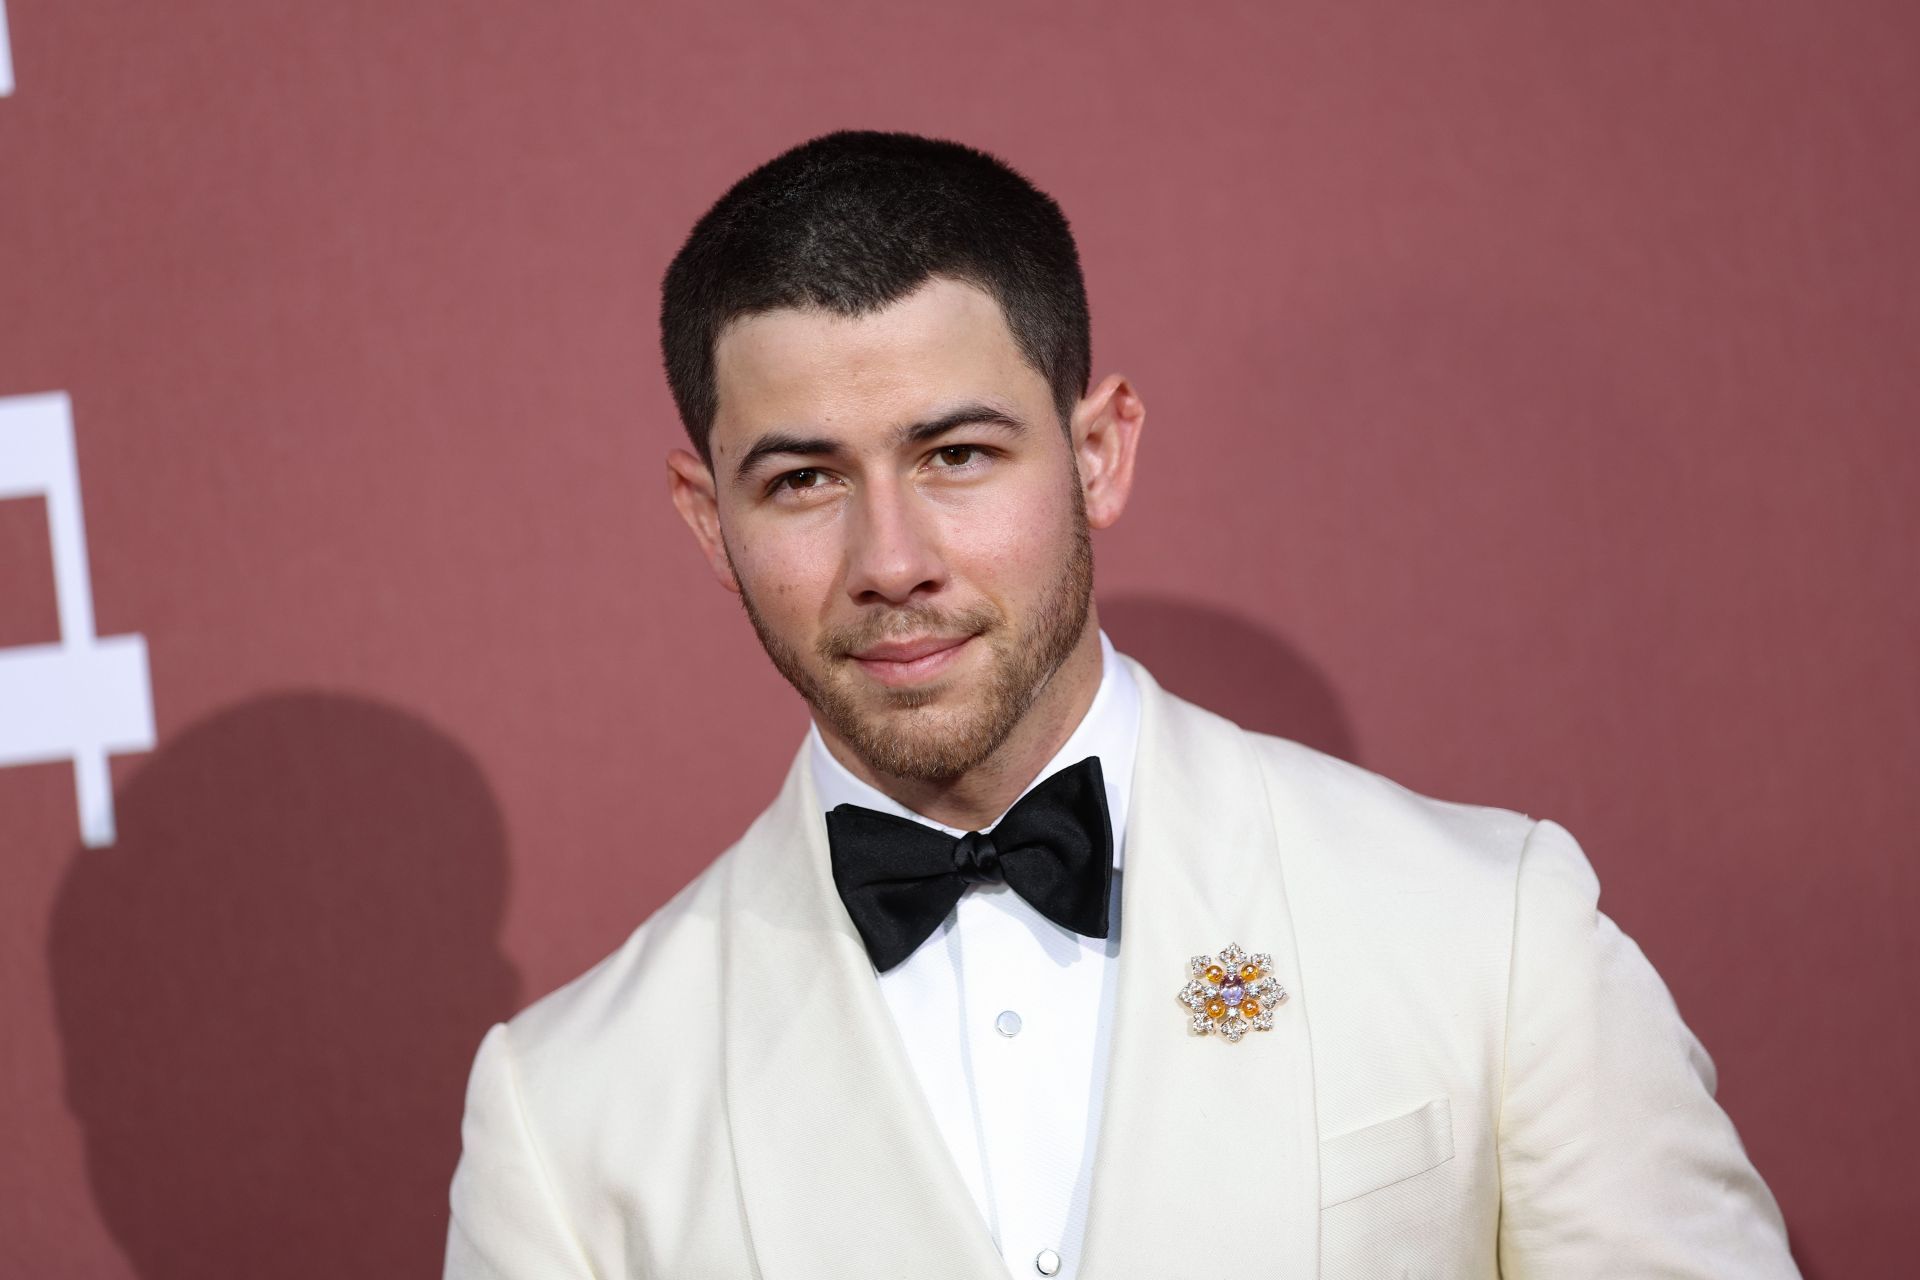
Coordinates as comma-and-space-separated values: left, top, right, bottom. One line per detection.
445, 131, 1798, 1278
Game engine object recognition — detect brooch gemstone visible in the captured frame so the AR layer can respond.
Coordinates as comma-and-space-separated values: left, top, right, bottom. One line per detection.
1179, 942, 1285, 1041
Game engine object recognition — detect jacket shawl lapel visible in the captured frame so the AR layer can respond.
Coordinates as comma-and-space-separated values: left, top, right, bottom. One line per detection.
1077, 658, 1321, 1275
719, 745, 1005, 1279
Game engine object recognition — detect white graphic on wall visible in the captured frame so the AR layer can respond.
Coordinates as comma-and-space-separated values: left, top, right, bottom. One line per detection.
0, 393, 154, 846
0, 0, 14, 97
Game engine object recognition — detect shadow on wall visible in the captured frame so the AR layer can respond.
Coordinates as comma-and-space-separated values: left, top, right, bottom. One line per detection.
1099, 594, 1359, 765
48, 693, 521, 1279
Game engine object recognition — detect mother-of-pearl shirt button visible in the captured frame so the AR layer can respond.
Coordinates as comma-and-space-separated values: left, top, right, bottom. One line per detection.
809, 630, 1140, 1280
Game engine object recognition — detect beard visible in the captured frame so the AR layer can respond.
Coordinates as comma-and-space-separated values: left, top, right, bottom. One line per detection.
734, 488, 1095, 785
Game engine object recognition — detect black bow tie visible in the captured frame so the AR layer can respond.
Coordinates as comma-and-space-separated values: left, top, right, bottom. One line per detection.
826, 756, 1115, 973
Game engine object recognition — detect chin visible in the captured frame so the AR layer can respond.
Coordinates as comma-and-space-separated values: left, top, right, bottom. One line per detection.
836, 695, 1010, 784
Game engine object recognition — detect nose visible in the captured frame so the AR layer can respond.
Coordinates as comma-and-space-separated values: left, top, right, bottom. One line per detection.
844, 478, 946, 605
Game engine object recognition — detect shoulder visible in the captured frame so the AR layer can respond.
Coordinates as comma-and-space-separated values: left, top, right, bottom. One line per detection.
466, 815, 765, 1166
447, 814, 779, 1260
505, 850, 733, 1080
1243, 725, 1537, 885
454, 836, 745, 1222
1138, 666, 1539, 888
483, 737, 821, 1102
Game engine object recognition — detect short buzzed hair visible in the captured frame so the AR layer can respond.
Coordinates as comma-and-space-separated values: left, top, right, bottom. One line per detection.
660, 130, 1091, 463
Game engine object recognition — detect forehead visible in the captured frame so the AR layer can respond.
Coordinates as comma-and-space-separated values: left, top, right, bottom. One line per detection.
709, 277, 1050, 450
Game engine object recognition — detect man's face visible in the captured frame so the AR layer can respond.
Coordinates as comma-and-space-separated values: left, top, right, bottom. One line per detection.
695, 277, 1095, 783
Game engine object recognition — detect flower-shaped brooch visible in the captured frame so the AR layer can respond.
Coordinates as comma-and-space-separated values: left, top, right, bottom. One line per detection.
1179, 942, 1286, 1041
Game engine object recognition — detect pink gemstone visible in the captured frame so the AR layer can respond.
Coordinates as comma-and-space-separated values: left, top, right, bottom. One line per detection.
1221, 982, 1245, 1006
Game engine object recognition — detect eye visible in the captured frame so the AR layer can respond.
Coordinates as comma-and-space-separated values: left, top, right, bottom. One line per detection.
931, 444, 984, 468
769, 468, 828, 495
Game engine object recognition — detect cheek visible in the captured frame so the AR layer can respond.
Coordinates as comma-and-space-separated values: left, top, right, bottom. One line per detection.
728, 515, 842, 615
938, 476, 1077, 600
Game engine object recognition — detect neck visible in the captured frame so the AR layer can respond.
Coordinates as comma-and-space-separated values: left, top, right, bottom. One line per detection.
820, 618, 1105, 831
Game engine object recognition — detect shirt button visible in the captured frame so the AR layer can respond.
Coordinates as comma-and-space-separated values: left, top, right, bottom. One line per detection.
1034, 1248, 1062, 1275
994, 1010, 1023, 1037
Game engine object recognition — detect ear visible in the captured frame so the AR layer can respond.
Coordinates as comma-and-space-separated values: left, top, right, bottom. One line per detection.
1069, 373, 1146, 530
667, 447, 741, 594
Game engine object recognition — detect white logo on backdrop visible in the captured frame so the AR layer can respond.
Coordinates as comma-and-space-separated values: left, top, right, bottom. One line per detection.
0, 0, 14, 97
0, 393, 154, 846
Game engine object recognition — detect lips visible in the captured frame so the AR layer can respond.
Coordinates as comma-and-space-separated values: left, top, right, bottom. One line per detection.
850, 635, 971, 664
848, 633, 975, 687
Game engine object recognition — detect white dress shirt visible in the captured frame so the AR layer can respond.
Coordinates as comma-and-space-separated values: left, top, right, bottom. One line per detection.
808, 631, 1140, 1280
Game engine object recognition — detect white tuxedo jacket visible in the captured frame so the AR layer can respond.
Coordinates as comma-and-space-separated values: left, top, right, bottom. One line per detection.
445, 659, 1798, 1278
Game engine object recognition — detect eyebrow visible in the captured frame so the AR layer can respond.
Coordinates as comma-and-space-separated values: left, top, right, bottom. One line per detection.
731, 402, 1028, 484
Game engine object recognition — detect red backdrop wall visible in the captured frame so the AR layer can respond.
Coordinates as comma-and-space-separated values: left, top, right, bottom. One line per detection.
3, 2, 1914, 1275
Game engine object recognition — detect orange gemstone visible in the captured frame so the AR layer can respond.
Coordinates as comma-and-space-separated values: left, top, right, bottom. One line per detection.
1205, 998, 1227, 1019
1203, 965, 1226, 984
1239, 963, 1261, 981
1242, 999, 1261, 1017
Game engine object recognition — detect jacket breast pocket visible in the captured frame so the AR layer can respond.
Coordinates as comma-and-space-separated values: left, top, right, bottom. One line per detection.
1318, 1095, 1455, 1209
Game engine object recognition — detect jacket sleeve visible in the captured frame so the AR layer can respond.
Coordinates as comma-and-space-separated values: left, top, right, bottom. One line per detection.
1496, 819, 1800, 1278
444, 1022, 599, 1280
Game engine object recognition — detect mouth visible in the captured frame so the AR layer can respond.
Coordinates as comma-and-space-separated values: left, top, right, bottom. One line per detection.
847, 634, 976, 688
